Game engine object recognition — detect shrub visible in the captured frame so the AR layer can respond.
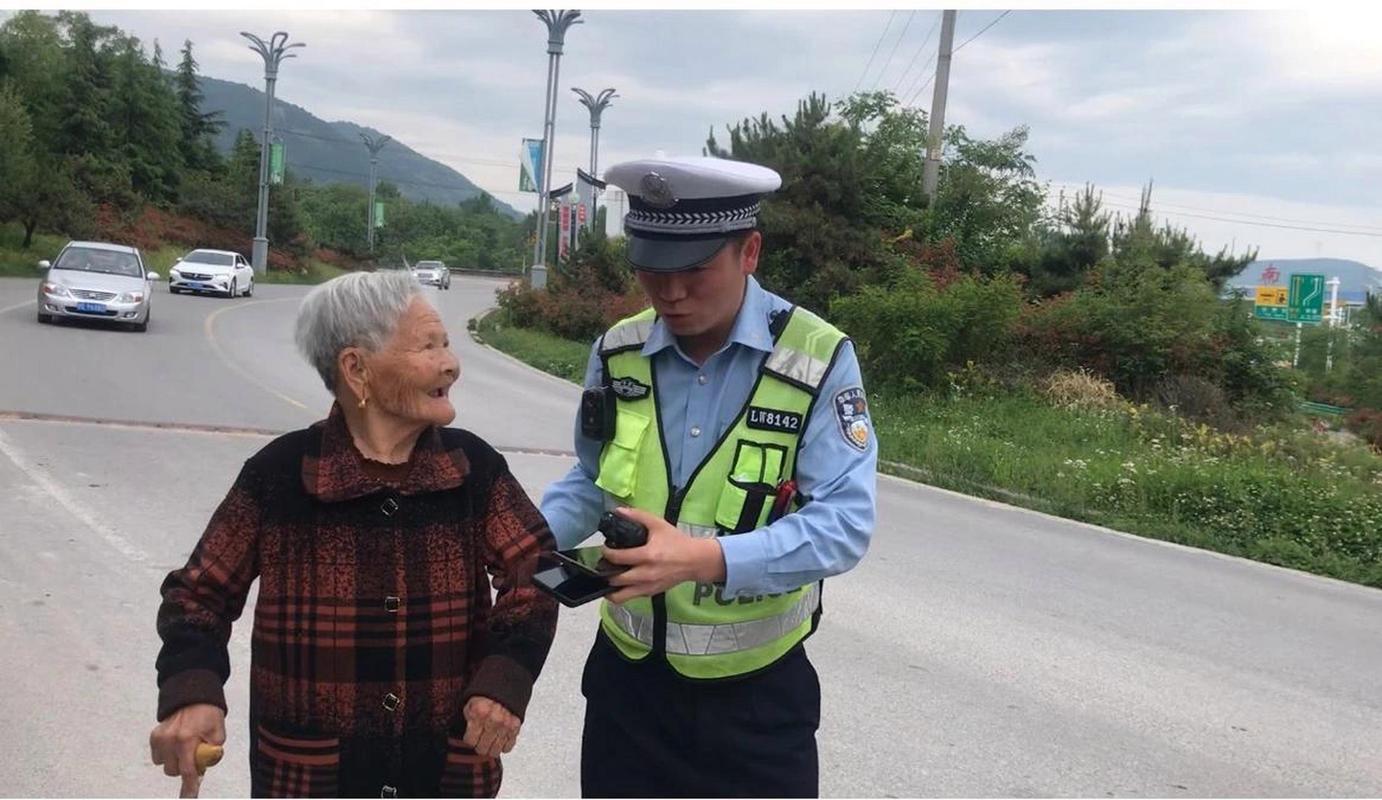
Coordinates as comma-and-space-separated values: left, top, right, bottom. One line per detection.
833, 269, 1024, 391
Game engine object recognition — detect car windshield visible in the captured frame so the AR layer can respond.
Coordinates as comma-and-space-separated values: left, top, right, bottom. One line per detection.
185, 251, 235, 266
417, 262, 443, 269
53, 247, 143, 278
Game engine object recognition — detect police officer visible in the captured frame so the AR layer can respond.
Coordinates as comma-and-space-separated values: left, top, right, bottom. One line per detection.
540, 155, 878, 798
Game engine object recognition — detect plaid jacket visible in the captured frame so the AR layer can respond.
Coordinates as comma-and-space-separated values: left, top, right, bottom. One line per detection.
155, 405, 558, 797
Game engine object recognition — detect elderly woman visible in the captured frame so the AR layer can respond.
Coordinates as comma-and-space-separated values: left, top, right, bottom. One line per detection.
149, 271, 557, 798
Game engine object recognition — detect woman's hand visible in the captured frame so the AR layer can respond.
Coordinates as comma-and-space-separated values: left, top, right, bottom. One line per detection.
149, 703, 226, 798
463, 696, 521, 757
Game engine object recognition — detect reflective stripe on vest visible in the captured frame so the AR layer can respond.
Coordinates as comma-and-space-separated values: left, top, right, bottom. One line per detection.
763, 347, 831, 391
607, 583, 821, 655
600, 316, 655, 354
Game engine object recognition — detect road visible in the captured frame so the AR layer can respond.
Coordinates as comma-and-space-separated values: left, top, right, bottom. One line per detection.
0, 274, 1378, 797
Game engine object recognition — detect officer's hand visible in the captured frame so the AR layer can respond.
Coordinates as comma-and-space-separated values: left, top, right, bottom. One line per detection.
602, 507, 726, 603
463, 696, 521, 757
149, 703, 226, 798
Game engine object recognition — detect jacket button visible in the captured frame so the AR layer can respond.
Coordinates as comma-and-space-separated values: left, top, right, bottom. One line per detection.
383, 692, 400, 711
690, 425, 702, 438
381, 786, 397, 798
380, 497, 399, 517
384, 596, 401, 613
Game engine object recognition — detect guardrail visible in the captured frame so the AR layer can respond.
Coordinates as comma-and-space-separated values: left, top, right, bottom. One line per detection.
1300, 401, 1349, 417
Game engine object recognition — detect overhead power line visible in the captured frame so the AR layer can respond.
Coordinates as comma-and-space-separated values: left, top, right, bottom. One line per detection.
890, 12, 943, 97
852, 11, 896, 93
1047, 182, 1382, 235
1072, 196, 1382, 239
953, 10, 1011, 54
870, 10, 917, 92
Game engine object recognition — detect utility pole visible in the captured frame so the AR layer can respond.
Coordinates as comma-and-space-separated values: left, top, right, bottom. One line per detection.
241, 31, 304, 275
572, 86, 617, 237
532, 10, 582, 275
1326, 275, 1341, 372
921, 10, 956, 207
360, 134, 391, 254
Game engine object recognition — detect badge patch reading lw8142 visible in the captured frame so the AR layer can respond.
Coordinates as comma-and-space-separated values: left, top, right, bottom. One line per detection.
834, 387, 871, 451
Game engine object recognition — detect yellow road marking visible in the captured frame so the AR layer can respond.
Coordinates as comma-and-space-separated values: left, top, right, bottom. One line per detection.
203, 298, 315, 414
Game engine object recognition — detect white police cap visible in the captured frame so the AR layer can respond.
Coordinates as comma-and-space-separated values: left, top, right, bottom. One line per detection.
603, 155, 782, 272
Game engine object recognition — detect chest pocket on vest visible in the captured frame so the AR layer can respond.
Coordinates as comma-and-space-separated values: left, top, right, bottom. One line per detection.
715, 440, 789, 534
595, 409, 651, 500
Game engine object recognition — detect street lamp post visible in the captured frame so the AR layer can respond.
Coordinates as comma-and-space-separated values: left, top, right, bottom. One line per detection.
572, 87, 616, 237
241, 31, 304, 275
360, 134, 391, 254
531, 10, 582, 274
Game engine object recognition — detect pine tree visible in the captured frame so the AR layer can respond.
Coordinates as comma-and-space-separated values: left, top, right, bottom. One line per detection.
175, 39, 224, 173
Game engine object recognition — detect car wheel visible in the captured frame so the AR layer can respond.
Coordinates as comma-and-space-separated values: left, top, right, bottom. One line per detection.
244, 278, 253, 297
37, 311, 52, 324
228, 279, 237, 299
131, 313, 149, 333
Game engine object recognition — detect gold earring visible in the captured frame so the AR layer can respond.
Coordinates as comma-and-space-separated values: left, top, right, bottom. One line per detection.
358, 394, 368, 409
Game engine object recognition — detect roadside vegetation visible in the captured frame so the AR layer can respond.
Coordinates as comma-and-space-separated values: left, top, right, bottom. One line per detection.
484, 90, 1382, 588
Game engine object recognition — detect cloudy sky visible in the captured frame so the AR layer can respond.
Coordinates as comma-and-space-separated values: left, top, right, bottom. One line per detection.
43, 7, 1382, 266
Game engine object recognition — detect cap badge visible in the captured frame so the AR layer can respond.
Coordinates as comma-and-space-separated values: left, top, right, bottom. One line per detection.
640, 171, 677, 209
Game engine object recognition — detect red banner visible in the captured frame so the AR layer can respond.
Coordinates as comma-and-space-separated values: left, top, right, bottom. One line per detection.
559, 203, 571, 261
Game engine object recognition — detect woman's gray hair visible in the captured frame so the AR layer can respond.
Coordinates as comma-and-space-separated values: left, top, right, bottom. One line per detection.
294, 270, 426, 391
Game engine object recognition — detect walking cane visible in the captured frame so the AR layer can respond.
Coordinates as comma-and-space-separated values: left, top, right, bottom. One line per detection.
179, 743, 224, 799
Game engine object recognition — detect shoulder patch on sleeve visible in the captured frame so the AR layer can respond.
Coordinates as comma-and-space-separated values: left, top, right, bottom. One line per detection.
834, 387, 871, 451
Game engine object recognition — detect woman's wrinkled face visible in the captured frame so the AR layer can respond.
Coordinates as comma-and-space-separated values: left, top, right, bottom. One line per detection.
364, 297, 460, 427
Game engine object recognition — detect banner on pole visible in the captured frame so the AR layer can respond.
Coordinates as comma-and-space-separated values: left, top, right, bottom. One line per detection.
520, 138, 544, 193
558, 200, 572, 261
269, 141, 285, 185
374, 201, 385, 229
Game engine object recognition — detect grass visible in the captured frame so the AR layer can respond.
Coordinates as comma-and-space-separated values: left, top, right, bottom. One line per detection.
471, 308, 590, 383
0, 223, 67, 277
257, 259, 352, 285
475, 311, 1382, 588
0, 223, 350, 285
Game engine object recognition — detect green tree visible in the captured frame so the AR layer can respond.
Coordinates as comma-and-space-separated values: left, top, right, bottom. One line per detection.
174, 39, 224, 173
54, 12, 114, 159
110, 35, 183, 202
0, 83, 35, 225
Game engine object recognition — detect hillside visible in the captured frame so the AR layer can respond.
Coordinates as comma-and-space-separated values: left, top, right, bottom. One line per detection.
197, 75, 521, 218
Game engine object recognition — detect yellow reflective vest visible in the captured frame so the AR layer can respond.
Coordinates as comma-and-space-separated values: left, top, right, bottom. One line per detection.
594, 305, 848, 679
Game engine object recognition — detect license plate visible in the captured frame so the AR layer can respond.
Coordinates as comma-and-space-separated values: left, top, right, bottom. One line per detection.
76, 302, 107, 313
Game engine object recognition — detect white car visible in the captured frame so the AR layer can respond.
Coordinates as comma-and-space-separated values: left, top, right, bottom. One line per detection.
412, 260, 451, 290
169, 249, 255, 298
36, 241, 159, 332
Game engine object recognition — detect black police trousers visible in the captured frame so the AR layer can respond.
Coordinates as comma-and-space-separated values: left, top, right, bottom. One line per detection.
580, 631, 821, 798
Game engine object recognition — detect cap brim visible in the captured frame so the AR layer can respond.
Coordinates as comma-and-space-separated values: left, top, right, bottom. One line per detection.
626, 235, 728, 272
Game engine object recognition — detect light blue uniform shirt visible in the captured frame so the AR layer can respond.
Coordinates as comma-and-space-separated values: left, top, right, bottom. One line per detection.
539, 276, 878, 598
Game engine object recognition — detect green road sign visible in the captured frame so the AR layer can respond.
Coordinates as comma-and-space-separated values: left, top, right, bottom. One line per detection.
374, 200, 385, 229
1254, 305, 1289, 322
269, 142, 285, 185
1288, 273, 1324, 324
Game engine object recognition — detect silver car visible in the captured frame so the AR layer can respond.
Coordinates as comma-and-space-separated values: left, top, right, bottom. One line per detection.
412, 260, 451, 290
36, 241, 159, 332
168, 248, 255, 298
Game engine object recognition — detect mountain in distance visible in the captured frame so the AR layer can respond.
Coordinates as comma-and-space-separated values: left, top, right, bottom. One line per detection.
197, 74, 521, 218
1230, 258, 1381, 303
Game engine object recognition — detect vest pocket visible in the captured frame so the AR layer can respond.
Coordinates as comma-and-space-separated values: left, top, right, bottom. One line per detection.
715, 440, 789, 534
595, 409, 651, 500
